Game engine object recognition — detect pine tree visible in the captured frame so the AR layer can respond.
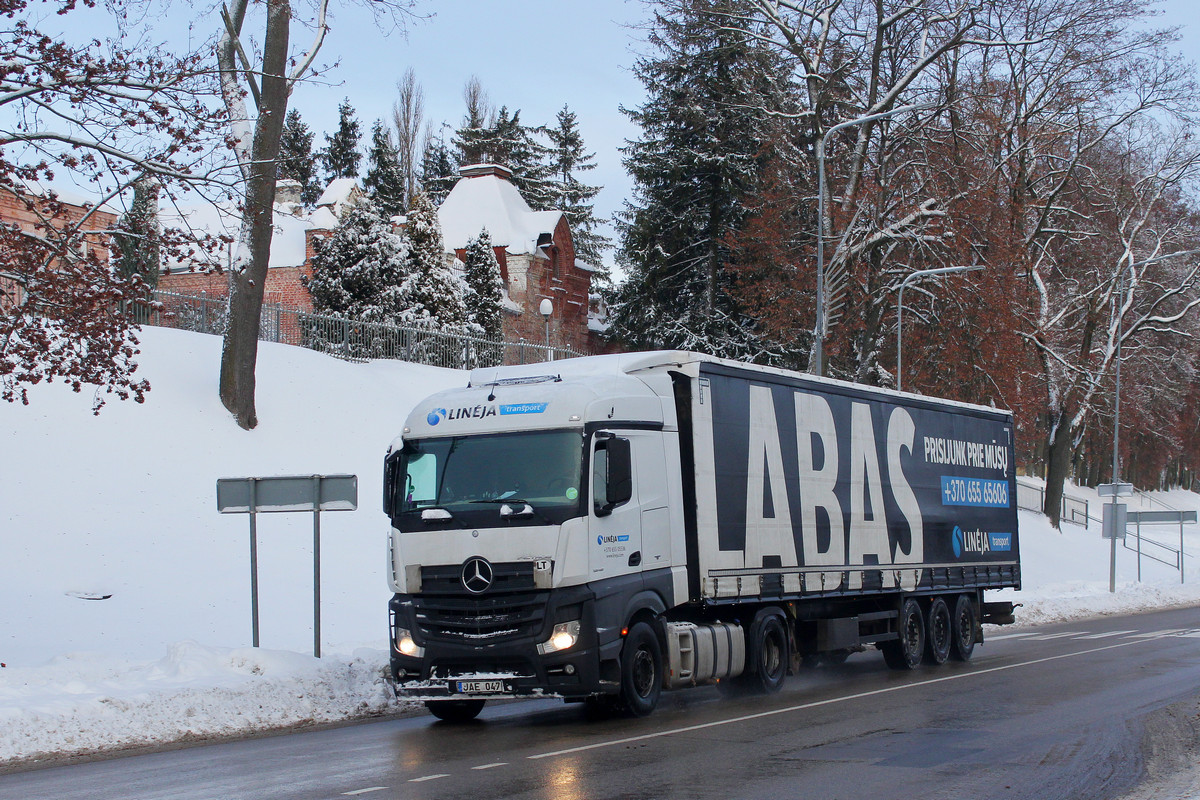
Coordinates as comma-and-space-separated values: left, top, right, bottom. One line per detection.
321, 97, 362, 183
279, 108, 320, 206
462, 228, 504, 339
402, 191, 468, 327
609, 0, 789, 361
364, 120, 407, 217
420, 124, 458, 205
488, 107, 556, 210
547, 104, 610, 269
114, 176, 160, 320
304, 195, 410, 323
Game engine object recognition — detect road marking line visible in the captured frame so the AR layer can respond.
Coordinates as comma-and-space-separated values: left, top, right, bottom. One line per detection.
527, 632, 1185, 761
984, 632, 1035, 641
409, 774, 450, 783
1024, 631, 1089, 640
1127, 629, 1186, 638
342, 788, 388, 796
1074, 630, 1137, 640
472, 763, 508, 770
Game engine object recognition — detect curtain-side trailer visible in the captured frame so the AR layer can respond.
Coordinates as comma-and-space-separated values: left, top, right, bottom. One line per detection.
383, 351, 1020, 721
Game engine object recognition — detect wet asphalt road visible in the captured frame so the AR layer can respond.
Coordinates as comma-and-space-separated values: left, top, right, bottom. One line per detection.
3, 605, 1200, 800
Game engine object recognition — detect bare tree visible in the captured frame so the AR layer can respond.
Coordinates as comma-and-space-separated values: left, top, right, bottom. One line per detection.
719, 0, 983, 376
392, 67, 424, 208
0, 0, 229, 411
958, 0, 1200, 523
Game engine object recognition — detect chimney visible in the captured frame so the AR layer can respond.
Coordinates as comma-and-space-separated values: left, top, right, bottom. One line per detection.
276, 179, 302, 206
458, 163, 513, 181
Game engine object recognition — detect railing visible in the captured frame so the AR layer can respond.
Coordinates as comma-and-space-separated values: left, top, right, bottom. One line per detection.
1015, 477, 1089, 527
147, 290, 587, 368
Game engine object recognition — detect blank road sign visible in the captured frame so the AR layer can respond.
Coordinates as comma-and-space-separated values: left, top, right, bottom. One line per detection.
217, 475, 358, 513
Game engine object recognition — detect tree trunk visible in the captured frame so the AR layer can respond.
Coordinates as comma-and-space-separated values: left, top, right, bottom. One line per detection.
218, 0, 292, 430
1042, 410, 1074, 528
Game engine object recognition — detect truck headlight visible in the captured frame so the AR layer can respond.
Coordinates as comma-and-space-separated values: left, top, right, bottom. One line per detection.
537, 620, 581, 655
394, 627, 424, 658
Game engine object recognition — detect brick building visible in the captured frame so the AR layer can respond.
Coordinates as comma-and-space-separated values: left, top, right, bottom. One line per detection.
437, 164, 595, 353
0, 183, 119, 308
158, 168, 598, 353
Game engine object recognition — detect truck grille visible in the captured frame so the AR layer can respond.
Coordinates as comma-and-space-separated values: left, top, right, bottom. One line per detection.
413, 591, 547, 643
419, 562, 537, 594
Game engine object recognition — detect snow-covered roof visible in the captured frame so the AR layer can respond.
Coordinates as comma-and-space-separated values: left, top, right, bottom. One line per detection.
316, 177, 357, 208
437, 164, 565, 255
160, 200, 313, 271
309, 205, 339, 230
14, 178, 121, 216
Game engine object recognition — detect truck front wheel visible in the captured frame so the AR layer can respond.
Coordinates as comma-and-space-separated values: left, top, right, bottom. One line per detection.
619, 622, 663, 717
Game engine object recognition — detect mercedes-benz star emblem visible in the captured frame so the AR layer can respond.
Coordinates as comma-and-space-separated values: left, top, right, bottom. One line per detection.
461, 557, 494, 594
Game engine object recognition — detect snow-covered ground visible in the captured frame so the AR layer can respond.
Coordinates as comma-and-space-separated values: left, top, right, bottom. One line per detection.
3, 327, 1199, 770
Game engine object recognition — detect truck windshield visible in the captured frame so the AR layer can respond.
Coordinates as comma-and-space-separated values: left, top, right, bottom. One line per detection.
394, 430, 585, 527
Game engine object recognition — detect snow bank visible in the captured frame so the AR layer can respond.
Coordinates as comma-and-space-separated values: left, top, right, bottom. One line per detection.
0, 644, 406, 764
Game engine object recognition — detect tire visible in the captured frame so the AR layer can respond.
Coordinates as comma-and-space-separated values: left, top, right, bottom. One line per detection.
923, 597, 952, 665
950, 594, 977, 662
425, 699, 485, 722
882, 598, 925, 670
744, 612, 789, 694
618, 622, 663, 717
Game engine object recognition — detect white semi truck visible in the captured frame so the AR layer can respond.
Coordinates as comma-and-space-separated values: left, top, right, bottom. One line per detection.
383, 352, 1020, 721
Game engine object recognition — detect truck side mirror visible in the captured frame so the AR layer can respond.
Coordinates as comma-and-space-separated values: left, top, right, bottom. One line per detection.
595, 436, 633, 516
383, 450, 402, 516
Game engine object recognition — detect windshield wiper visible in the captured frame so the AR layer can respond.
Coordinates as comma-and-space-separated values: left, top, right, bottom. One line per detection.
469, 499, 547, 522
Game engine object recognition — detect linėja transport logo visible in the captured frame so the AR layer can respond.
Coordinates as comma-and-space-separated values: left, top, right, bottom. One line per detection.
952, 525, 1012, 557
426, 408, 447, 425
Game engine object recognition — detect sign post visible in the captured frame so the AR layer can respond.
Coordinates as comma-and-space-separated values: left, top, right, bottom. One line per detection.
217, 474, 358, 657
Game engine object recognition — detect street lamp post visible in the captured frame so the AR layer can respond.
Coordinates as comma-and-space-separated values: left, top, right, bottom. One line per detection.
1106, 248, 1200, 592
895, 265, 984, 392
539, 298, 553, 359
810, 102, 937, 375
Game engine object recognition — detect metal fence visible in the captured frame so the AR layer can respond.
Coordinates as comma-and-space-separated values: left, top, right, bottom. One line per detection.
148, 290, 587, 368
1016, 478, 1090, 527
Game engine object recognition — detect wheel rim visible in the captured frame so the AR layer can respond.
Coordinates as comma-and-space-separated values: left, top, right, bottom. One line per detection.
632, 647, 656, 698
956, 605, 972, 648
932, 604, 950, 654
763, 632, 782, 677
905, 610, 922, 656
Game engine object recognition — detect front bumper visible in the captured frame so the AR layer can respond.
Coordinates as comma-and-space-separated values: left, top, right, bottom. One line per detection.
389, 585, 609, 701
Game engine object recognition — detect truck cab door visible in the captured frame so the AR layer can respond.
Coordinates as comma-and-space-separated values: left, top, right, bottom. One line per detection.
589, 433, 643, 579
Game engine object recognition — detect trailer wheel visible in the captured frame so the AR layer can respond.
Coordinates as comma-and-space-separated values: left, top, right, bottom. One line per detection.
882, 598, 925, 670
923, 597, 952, 665
950, 595, 977, 662
745, 613, 789, 693
619, 622, 663, 717
425, 699, 485, 723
